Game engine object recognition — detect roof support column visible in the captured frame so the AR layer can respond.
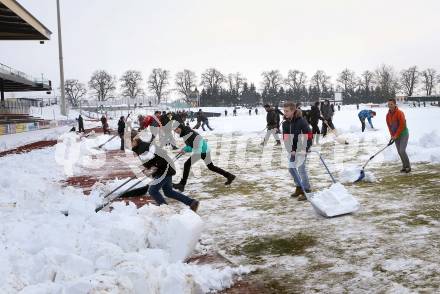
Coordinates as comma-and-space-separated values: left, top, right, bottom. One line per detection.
1, 78, 4, 102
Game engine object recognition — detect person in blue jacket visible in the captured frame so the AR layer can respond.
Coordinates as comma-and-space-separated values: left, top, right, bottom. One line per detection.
358, 110, 376, 132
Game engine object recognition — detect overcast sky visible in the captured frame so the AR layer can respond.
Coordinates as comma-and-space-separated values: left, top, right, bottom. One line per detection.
2, 0, 440, 99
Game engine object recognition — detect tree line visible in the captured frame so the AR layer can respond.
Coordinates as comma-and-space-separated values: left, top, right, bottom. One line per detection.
64, 66, 440, 107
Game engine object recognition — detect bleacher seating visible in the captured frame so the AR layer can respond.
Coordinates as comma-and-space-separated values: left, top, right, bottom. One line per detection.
0, 113, 46, 125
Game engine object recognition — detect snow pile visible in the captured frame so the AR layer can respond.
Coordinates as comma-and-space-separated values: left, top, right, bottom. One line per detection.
55, 132, 108, 176
378, 131, 440, 165
412, 131, 440, 163
309, 183, 360, 217
339, 166, 376, 183
0, 146, 250, 293
0, 126, 70, 152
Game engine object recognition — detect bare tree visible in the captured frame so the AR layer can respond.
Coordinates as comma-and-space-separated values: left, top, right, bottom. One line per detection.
421, 68, 437, 96
175, 69, 197, 102
120, 70, 144, 98
65, 79, 87, 107
227, 72, 247, 94
147, 68, 169, 104
374, 65, 399, 97
261, 70, 283, 91
359, 70, 374, 91
310, 70, 331, 94
400, 66, 419, 97
337, 69, 357, 94
88, 70, 116, 101
200, 68, 225, 91
285, 70, 307, 92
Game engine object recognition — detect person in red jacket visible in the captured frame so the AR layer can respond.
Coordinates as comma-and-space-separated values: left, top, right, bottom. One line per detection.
386, 98, 411, 173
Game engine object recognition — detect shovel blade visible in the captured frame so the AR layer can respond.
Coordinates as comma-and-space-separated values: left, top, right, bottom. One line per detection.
354, 170, 365, 183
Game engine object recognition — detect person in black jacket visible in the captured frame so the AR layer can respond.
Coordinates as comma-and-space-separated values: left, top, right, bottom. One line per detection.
261, 104, 281, 146
197, 109, 213, 131
309, 101, 323, 143
131, 132, 199, 212
77, 115, 85, 133
117, 116, 125, 150
282, 101, 313, 201
100, 115, 111, 134
320, 100, 335, 137
172, 123, 235, 192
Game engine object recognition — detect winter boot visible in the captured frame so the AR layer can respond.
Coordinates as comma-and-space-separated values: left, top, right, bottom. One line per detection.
297, 189, 311, 201
173, 182, 185, 192
225, 174, 236, 185
291, 187, 302, 197
190, 200, 200, 212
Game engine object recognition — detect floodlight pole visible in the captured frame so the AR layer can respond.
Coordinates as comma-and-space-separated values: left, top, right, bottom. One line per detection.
56, 0, 67, 116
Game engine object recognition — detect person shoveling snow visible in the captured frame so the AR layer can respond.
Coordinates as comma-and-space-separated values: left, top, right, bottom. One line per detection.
281, 102, 359, 217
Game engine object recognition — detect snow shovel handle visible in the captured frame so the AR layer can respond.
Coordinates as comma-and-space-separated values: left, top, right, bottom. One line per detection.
362, 140, 394, 169
313, 151, 337, 184
102, 175, 137, 199
97, 134, 117, 148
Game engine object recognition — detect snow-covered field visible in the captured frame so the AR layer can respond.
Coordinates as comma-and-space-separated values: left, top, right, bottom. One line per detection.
1, 104, 440, 293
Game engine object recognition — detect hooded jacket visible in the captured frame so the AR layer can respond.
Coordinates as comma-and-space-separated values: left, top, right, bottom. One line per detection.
132, 140, 176, 178
386, 107, 408, 138
282, 110, 313, 152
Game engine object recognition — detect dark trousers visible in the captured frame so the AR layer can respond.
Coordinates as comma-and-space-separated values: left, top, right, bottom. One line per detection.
179, 152, 233, 186
310, 121, 320, 135
395, 134, 411, 169
359, 118, 366, 132
202, 120, 213, 131
119, 133, 124, 150
78, 123, 85, 133
149, 176, 194, 206
103, 125, 111, 134
321, 119, 335, 137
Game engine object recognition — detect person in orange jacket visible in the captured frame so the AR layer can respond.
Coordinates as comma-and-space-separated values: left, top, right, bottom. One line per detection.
386, 98, 411, 173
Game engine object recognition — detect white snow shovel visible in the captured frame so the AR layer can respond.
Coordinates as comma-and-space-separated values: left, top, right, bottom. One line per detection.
294, 152, 360, 217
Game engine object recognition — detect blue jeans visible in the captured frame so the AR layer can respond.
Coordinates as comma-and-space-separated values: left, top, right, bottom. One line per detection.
288, 154, 310, 191
148, 176, 194, 206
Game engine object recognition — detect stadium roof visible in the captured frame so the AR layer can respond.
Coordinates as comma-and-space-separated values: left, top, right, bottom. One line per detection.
0, 0, 52, 40
0, 63, 51, 92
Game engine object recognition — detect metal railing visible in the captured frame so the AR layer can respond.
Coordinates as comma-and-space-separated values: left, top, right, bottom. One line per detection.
0, 63, 50, 86
0, 100, 31, 115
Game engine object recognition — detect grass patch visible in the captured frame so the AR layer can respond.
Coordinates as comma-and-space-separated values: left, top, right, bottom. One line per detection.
235, 232, 317, 261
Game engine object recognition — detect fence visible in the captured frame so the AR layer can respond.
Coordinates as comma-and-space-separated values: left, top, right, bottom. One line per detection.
0, 100, 31, 114
80, 97, 156, 107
